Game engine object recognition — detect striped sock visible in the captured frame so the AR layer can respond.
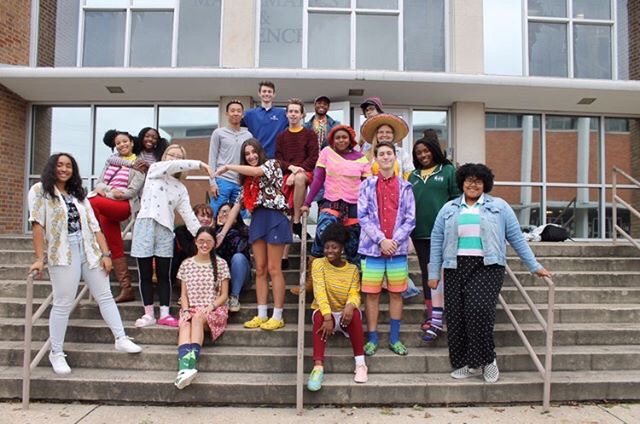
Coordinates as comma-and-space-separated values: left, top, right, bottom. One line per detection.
431, 307, 443, 330
389, 319, 401, 345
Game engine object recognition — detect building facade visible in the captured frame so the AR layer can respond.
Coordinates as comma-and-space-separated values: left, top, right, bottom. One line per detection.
1, 0, 639, 238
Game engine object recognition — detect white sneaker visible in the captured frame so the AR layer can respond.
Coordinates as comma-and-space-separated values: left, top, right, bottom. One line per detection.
174, 369, 198, 390
135, 314, 156, 328
49, 351, 71, 375
228, 296, 241, 312
450, 365, 480, 379
115, 336, 142, 353
483, 359, 500, 383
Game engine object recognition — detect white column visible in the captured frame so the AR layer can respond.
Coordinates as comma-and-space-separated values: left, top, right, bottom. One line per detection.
575, 117, 590, 237
221, 0, 256, 68
449, 0, 484, 74
519, 115, 534, 225
451, 102, 486, 165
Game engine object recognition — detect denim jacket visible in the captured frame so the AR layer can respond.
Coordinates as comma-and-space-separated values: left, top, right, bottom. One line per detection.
357, 176, 416, 257
304, 114, 339, 149
428, 194, 542, 280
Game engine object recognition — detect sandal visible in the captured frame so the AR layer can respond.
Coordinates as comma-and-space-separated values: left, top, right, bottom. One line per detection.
389, 341, 408, 356
363, 341, 378, 356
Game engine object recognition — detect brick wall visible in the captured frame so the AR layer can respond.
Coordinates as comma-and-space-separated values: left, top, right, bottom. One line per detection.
37, 0, 57, 67
629, 1, 640, 237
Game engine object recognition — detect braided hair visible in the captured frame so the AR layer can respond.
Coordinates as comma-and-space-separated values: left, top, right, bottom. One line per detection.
195, 226, 218, 282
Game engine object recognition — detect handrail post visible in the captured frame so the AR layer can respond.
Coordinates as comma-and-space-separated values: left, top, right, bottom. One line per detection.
612, 170, 617, 244
542, 278, 555, 411
295, 215, 308, 415
22, 272, 36, 410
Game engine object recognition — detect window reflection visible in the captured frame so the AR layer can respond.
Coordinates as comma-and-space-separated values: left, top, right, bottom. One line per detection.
178, 0, 221, 66
83, 11, 126, 67
483, 0, 523, 76
130, 11, 173, 67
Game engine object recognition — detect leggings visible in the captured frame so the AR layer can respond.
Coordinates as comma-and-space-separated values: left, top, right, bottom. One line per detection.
48, 233, 125, 353
89, 196, 130, 260
137, 256, 172, 307
312, 309, 365, 362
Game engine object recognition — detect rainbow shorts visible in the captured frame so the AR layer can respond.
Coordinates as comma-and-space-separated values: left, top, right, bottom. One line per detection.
360, 255, 408, 294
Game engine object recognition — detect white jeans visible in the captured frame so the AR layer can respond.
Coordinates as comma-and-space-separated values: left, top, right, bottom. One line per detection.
48, 232, 126, 353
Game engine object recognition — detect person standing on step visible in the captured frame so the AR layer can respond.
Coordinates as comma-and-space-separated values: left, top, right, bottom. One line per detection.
275, 98, 319, 252
214, 138, 292, 331
89, 130, 145, 303
174, 226, 229, 389
28, 153, 142, 375
428, 163, 551, 383
304, 95, 340, 150
357, 96, 384, 153
131, 144, 215, 328
214, 203, 251, 312
307, 222, 368, 392
241, 81, 288, 159
407, 133, 460, 343
358, 141, 415, 357
208, 100, 254, 217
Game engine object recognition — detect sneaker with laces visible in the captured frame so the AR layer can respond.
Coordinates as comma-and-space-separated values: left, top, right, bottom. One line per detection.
115, 336, 142, 353
260, 317, 285, 331
307, 368, 324, 391
422, 326, 443, 343
354, 364, 368, 383
174, 368, 198, 390
49, 351, 71, 375
244, 316, 268, 329
228, 296, 241, 312
450, 365, 480, 379
483, 359, 500, 383
157, 315, 179, 327
134, 314, 156, 328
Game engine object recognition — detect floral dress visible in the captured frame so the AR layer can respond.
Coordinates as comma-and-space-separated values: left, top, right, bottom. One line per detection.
177, 256, 230, 341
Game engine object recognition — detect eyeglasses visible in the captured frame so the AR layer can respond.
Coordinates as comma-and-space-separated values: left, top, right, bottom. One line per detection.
165, 152, 183, 159
464, 178, 484, 187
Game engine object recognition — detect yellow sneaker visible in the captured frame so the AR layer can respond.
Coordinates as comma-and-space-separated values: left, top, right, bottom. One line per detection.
244, 316, 268, 329
260, 317, 285, 331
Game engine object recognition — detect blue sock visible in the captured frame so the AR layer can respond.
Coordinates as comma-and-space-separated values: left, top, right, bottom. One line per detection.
368, 331, 379, 346
390, 319, 401, 345
178, 343, 191, 359
190, 343, 202, 360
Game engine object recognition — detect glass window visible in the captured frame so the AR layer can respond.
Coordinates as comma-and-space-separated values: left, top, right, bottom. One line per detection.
259, 0, 303, 68
178, 0, 221, 66
83, 11, 126, 66
93, 107, 154, 175
357, 0, 398, 9
573, 0, 611, 19
528, 0, 567, 17
604, 117, 633, 183
308, 13, 350, 69
606, 188, 634, 238
310, 0, 350, 7
356, 14, 398, 70
546, 116, 599, 184
411, 111, 448, 152
492, 186, 543, 228
616, 0, 629, 80
404, 0, 445, 72
130, 11, 173, 67
31, 106, 92, 178
546, 186, 600, 237
483, 0, 523, 75
37, 0, 80, 67
574, 24, 611, 79
528, 22, 568, 77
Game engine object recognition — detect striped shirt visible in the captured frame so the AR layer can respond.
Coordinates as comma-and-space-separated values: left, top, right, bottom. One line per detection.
102, 164, 131, 190
457, 194, 484, 257
310, 257, 361, 316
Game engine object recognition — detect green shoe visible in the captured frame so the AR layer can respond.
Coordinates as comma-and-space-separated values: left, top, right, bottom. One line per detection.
307, 368, 324, 392
389, 341, 408, 356
363, 341, 378, 356
178, 351, 196, 371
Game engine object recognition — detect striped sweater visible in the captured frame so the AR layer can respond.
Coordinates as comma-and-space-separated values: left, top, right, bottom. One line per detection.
310, 257, 361, 316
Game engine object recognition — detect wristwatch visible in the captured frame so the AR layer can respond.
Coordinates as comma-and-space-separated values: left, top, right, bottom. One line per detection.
101, 251, 112, 258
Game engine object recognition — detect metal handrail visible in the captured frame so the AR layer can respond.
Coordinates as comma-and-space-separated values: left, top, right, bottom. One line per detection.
612, 167, 640, 251
22, 270, 90, 410
295, 215, 308, 414
499, 267, 555, 411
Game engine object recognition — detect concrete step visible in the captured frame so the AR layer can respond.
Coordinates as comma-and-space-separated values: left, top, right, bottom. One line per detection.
2, 318, 640, 347
3, 298, 640, 325
1, 367, 639, 405
4, 341, 640, 373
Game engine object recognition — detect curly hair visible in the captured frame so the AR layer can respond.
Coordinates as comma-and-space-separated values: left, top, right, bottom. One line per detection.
195, 226, 219, 283
40, 153, 86, 201
135, 127, 168, 161
103, 129, 135, 151
320, 222, 350, 248
456, 163, 495, 193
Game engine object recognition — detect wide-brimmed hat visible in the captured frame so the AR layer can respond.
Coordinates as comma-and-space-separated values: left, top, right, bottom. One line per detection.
327, 124, 357, 149
360, 113, 409, 145
359, 96, 384, 113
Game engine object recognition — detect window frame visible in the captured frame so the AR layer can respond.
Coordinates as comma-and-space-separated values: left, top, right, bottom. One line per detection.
524, 0, 618, 79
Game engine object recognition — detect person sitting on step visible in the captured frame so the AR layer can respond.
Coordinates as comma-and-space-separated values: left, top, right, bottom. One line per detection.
174, 226, 230, 389
307, 222, 368, 392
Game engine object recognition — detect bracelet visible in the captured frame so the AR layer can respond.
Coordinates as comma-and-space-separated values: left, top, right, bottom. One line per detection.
101, 251, 112, 258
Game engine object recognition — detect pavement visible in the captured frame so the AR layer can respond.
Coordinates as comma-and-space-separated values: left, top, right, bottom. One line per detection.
1, 402, 639, 424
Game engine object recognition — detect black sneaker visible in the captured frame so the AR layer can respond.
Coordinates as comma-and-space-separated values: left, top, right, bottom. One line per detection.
292, 222, 302, 238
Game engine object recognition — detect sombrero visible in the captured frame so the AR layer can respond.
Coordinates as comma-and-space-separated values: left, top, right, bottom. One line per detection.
360, 113, 409, 145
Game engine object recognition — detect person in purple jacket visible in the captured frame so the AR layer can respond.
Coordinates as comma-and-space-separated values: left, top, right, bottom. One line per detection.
357, 141, 416, 357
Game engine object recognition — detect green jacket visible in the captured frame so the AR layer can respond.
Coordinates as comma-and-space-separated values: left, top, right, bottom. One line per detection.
408, 163, 460, 239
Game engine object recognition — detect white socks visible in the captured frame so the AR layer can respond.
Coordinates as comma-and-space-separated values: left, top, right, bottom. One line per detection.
257, 304, 268, 319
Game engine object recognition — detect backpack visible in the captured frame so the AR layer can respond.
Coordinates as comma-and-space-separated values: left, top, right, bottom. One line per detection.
539, 224, 571, 242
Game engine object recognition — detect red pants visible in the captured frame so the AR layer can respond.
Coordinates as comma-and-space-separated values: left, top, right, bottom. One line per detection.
89, 195, 130, 260
312, 308, 365, 362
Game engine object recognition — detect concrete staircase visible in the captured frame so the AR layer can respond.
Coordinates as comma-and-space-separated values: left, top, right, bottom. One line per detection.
0, 236, 639, 405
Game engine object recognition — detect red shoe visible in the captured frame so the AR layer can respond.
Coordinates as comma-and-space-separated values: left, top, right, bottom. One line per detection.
158, 315, 179, 327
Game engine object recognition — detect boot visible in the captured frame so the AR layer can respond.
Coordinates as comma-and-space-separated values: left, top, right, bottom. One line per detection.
290, 256, 315, 295
113, 257, 135, 303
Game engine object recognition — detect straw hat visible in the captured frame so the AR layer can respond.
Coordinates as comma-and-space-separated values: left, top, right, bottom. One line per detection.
360, 113, 409, 145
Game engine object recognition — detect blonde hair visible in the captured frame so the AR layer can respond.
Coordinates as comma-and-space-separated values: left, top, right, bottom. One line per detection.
365, 124, 395, 162
161, 144, 187, 161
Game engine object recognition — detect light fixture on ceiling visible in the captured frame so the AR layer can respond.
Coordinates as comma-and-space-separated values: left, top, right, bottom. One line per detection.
348, 88, 364, 96
106, 86, 125, 94
577, 97, 596, 105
